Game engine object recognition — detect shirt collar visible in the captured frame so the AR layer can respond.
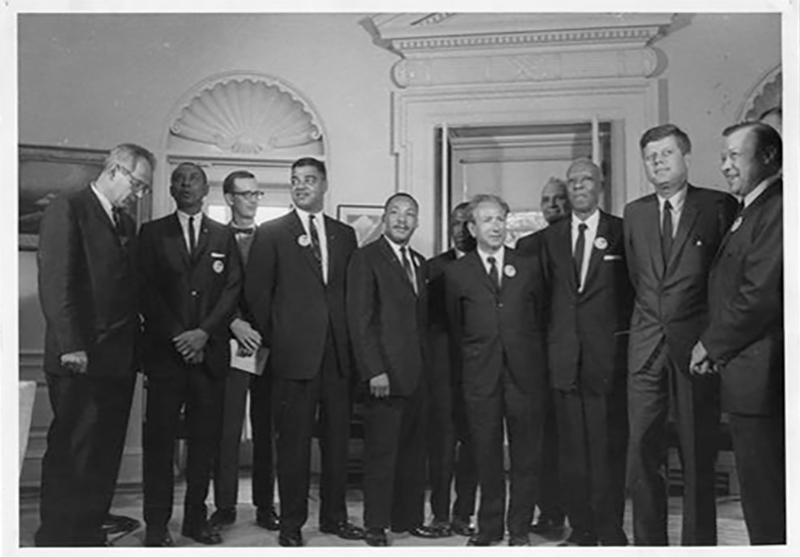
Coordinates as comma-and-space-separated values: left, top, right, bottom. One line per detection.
90, 183, 114, 219
657, 184, 687, 213
177, 209, 203, 224
571, 209, 600, 232
384, 235, 413, 263
477, 245, 505, 268
295, 207, 325, 229
743, 173, 780, 208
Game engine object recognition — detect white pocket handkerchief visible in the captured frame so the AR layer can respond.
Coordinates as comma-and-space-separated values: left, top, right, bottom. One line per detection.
603, 254, 623, 261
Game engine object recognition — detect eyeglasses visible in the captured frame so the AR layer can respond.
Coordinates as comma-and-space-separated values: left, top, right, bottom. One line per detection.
116, 165, 151, 195
230, 190, 265, 201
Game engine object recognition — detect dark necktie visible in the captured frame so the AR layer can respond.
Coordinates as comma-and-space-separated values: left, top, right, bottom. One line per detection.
112, 207, 125, 237
232, 226, 254, 235
487, 256, 500, 291
574, 222, 587, 288
188, 215, 197, 256
400, 246, 416, 294
661, 199, 673, 264
309, 214, 322, 262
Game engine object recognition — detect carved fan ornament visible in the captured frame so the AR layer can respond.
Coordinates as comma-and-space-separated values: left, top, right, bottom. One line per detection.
738, 65, 781, 122
170, 77, 323, 154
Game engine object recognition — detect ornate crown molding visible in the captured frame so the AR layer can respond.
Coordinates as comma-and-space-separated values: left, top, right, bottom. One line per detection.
168, 72, 324, 155
737, 65, 781, 122
364, 13, 675, 88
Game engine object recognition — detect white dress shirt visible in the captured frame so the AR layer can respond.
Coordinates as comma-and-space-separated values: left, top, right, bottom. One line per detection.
295, 208, 329, 284
177, 210, 203, 253
90, 183, 115, 224
477, 245, 505, 287
571, 210, 600, 292
384, 236, 418, 293
743, 173, 780, 209
657, 185, 687, 238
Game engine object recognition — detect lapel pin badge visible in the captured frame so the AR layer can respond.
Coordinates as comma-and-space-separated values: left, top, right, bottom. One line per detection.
730, 217, 743, 233
297, 234, 311, 247
504, 264, 517, 278
594, 237, 608, 250
213, 260, 225, 274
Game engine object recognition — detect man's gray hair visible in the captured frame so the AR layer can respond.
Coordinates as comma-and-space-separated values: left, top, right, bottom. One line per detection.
102, 143, 156, 174
467, 193, 510, 222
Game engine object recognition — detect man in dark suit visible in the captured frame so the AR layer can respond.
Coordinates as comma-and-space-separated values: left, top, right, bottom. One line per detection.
245, 157, 363, 547
139, 162, 242, 546
624, 124, 738, 545
445, 194, 547, 547
35, 144, 154, 547
424, 202, 478, 538
540, 159, 632, 546
347, 193, 440, 546
516, 176, 570, 537
691, 122, 784, 544
209, 170, 278, 531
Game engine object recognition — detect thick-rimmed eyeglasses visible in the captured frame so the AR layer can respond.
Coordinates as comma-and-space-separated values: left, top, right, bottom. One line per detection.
230, 190, 265, 201
116, 165, 151, 195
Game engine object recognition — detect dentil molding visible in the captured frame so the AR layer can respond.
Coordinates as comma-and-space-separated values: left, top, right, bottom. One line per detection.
364, 13, 675, 88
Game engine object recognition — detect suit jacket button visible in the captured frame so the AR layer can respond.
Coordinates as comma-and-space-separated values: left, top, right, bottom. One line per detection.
497, 302, 503, 309
191, 290, 198, 297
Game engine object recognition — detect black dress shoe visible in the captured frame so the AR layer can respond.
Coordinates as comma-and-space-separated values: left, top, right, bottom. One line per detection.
181, 523, 222, 545
255, 507, 280, 531
144, 529, 174, 547
320, 520, 365, 540
451, 517, 476, 537
103, 514, 142, 536
509, 534, 531, 546
558, 529, 598, 547
530, 513, 566, 536
599, 528, 629, 546
406, 525, 445, 539
428, 521, 453, 537
365, 527, 389, 547
209, 508, 237, 527
279, 530, 304, 547
466, 533, 503, 546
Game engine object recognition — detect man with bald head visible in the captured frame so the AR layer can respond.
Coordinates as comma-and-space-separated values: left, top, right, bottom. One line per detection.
138, 162, 242, 546
539, 159, 632, 546
516, 176, 570, 536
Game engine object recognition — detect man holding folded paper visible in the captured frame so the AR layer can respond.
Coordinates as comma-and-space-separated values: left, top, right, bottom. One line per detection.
209, 170, 278, 531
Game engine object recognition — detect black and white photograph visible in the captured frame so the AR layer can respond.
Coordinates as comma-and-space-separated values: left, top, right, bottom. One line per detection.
2, 0, 797, 552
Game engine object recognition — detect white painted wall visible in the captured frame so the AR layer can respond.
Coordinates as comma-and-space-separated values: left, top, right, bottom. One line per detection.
17, 11, 782, 349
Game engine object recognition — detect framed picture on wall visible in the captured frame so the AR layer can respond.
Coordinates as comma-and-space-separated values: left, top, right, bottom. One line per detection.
336, 204, 384, 247
18, 145, 108, 251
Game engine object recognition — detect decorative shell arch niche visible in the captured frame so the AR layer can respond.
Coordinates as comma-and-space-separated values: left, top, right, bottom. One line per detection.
365, 13, 675, 255
157, 72, 327, 219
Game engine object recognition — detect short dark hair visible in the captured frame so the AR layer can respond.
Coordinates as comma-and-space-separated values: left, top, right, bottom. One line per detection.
222, 170, 256, 194
467, 194, 510, 222
722, 121, 782, 170
639, 124, 692, 155
451, 201, 471, 219
291, 157, 326, 178
171, 162, 208, 184
383, 192, 418, 212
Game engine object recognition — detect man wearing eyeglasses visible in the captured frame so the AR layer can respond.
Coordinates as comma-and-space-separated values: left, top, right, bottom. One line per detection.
36, 143, 154, 547
138, 162, 242, 546
209, 171, 279, 532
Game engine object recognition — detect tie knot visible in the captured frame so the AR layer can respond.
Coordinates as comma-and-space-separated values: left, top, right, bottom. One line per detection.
664, 199, 673, 211
578, 223, 587, 233
309, 214, 316, 223
487, 256, 496, 265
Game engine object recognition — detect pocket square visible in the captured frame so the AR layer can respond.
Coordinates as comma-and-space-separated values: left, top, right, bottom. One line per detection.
211, 252, 226, 258
603, 254, 623, 261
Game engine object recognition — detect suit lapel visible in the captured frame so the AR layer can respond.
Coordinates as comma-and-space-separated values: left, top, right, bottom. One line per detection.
324, 215, 336, 283
465, 251, 498, 295
167, 214, 192, 269
582, 211, 608, 293
378, 236, 418, 296
642, 196, 665, 278
553, 219, 578, 292
665, 185, 699, 273
288, 211, 324, 283
193, 215, 210, 264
